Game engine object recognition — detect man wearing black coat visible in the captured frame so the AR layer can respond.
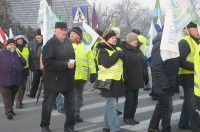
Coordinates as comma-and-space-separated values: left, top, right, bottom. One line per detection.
40, 22, 77, 132
148, 33, 179, 132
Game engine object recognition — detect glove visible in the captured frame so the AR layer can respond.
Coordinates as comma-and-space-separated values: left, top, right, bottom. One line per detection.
90, 74, 96, 84
115, 50, 124, 58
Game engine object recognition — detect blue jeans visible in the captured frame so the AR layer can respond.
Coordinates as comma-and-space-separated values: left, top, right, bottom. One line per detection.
149, 94, 173, 132
123, 89, 139, 119
56, 93, 64, 111
104, 98, 120, 132
40, 89, 75, 129
179, 86, 200, 130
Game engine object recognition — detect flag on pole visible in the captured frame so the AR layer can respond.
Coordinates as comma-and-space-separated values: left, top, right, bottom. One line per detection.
0, 28, 6, 46
91, 2, 99, 29
4, 34, 8, 41
160, 0, 179, 61
9, 28, 14, 39
59, 12, 65, 22
37, 0, 59, 45
153, 0, 162, 24
82, 22, 99, 53
144, 20, 158, 58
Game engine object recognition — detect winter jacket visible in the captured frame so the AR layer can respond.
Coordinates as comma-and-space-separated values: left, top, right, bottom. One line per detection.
97, 42, 125, 98
30, 39, 43, 70
122, 42, 145, 90
42, 35, 75, 93
151, 33, 179, 94
0, 49, 26, 86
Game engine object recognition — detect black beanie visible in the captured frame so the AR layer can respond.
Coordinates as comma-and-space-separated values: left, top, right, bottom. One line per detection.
103, 30, 116, 42
132, 28, 141, 35
187, 22, 197, 29
71, 27, 83, 39
36, 29, 42, 36
55, 22, 67, 29
6, 38, 16, 46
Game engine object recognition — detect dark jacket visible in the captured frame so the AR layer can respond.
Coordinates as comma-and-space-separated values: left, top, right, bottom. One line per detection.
151, 33, 179, 94
179, 35, 199, 87
42, 35, 75, 93
16, 43, 34, 77
30, 39, 43, 70
97, 42, 125, 98
122, 42, 145, 90
0, 49, 26, 86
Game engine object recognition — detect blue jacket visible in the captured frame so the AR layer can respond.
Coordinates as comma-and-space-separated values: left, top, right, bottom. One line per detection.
0, 49, 26, 86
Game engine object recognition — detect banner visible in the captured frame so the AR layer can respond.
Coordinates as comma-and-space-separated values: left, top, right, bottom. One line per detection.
160, 0, 179, 61
82, 22, 99, 53
37, 0, 59, 45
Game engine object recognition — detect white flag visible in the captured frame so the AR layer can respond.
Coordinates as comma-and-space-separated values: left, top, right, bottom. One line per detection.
37, 0, 59, 45
82, 22, 99, 53
9, 28, 14, 38
160, 1, 179, 61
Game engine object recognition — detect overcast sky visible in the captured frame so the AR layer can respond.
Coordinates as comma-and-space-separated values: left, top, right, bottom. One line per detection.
87, 0, 167, 11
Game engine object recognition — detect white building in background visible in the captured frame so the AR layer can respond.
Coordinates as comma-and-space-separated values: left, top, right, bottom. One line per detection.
10, 0, 92, 29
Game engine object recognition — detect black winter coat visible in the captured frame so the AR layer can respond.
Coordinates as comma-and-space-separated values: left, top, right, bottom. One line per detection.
97, 43, 125, 98
151, 33, 179, 94
42, 35, 75, 93
30, 40, 43, 70
122, 42, 145, 90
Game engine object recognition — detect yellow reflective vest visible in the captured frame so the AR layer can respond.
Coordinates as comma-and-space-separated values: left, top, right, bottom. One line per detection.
16, 46, 29, 68
179, 36, 198, 74
97, 47, 123, 81
138, 35, 147, 54
194, 45, 200, 97
72, 41, 96, 80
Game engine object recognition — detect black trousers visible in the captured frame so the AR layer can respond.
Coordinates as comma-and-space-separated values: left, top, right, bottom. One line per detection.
30, 70, 42, 97
149, 94, 173, 132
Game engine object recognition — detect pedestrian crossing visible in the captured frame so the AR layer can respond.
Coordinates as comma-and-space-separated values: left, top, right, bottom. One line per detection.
0, 89, 186, 132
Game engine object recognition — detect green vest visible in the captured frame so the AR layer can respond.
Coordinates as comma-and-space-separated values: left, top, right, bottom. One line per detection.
194, 45, 200, 97
179, 36, 198, 74
72, 41, 96, 80
16, 46, 29, 68
97, 47, 123, 81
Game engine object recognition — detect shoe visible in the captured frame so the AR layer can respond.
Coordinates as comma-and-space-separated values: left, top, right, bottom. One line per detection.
132, 119, 139, 124
75, 115, 83, 122
64, 128, 78, 132
179, 96, 184, 99
143, 88, 151, 91
178, 124, 192, 130
16, 104, 23, 109
58, 108, 64, 113
41, 126, 51, 132
5, 111, 16, 116
123, 118, 136, 125
117, 110, 122, 115
103, 128, 110, 132
27, 94, 35, 98
148, 127, 160, 132
7, 112, 13, 120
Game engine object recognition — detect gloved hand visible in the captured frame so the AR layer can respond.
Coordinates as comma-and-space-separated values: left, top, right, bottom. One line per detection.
90, 74, 96, 84
115, 50, 124, 58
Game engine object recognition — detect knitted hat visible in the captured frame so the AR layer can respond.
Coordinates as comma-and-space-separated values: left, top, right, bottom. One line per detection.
36, 29, 42, 36
70, 27, 83, 39
126, 32, 138, 43
102, 30, 116, 42
6, 38, 16, 46
187, 22, 197, 29
14, 32, 29, 43
55, 22, 67, 29
132, 28, 140, 35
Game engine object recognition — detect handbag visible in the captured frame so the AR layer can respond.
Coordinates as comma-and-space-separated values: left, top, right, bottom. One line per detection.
96, 79, 112, 90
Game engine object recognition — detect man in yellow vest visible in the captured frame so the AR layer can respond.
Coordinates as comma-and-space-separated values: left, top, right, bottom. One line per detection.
14, 32, 34, 109
70, 27, 96, 122
178, 22, 200, 131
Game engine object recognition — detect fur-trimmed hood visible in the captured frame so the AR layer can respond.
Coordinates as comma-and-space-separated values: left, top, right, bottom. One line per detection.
14, 33, 29, 43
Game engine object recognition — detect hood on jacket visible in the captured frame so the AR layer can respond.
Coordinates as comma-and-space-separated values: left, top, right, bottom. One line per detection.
14, 32, 29, 44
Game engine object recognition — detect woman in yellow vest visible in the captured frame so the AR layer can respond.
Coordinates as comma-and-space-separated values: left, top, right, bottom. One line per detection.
97, 29, 126, 132
14, 32, 34, 109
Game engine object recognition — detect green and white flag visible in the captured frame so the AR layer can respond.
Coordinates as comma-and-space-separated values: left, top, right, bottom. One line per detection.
37, 0, 59, 45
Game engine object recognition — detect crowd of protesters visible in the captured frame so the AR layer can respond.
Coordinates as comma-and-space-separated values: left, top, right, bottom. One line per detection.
0, 21, 200, 132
